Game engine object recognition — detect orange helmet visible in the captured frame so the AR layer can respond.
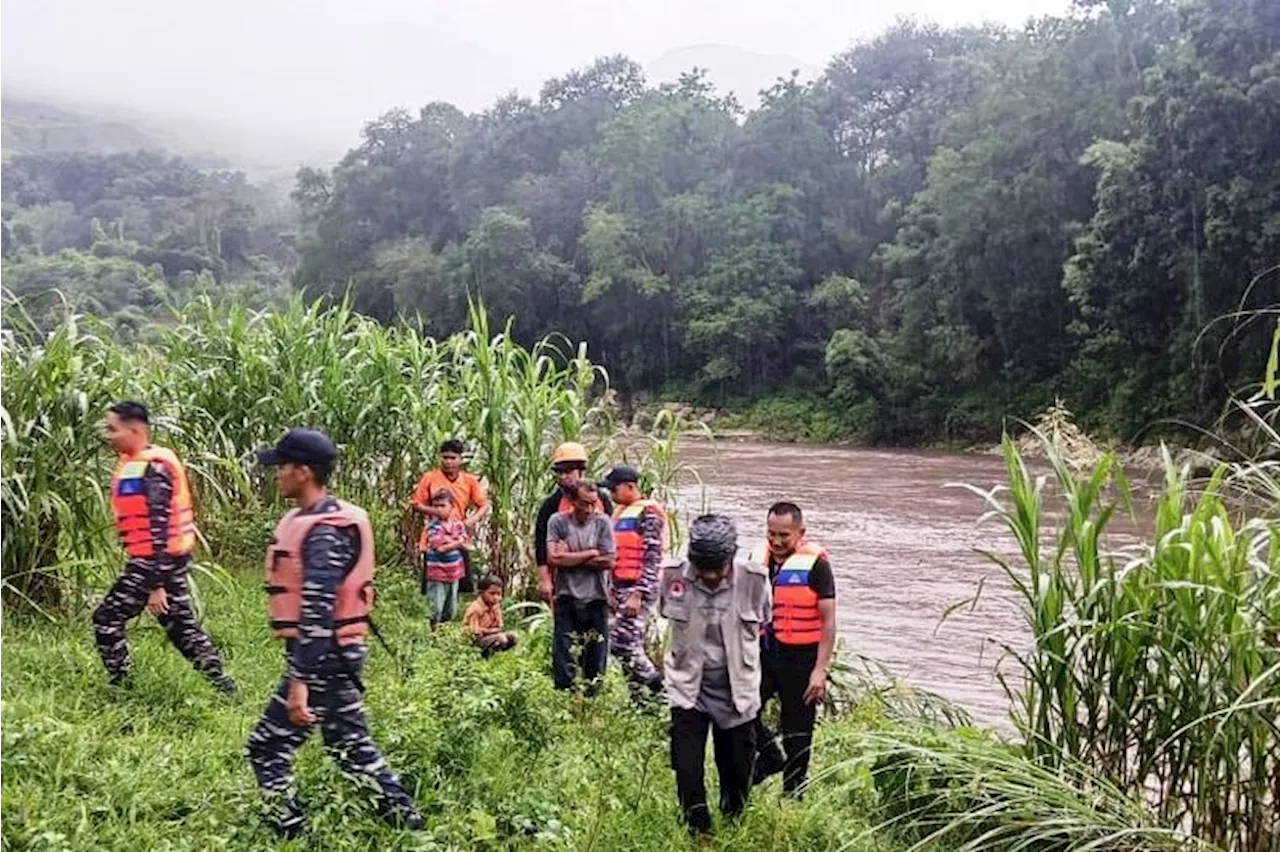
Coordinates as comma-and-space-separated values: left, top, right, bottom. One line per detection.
551, 441, 588, 465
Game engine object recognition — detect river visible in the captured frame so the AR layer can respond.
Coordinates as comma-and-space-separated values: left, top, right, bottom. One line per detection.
672, 438, 1150, 730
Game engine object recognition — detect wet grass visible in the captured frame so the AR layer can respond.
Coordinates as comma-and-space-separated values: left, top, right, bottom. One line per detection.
1, 566, 901, 852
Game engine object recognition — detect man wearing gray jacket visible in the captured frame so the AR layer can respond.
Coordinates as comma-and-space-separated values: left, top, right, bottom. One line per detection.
660, 514, 771, 838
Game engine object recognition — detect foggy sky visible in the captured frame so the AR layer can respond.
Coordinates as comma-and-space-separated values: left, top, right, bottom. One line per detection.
3, 0, 1066, 160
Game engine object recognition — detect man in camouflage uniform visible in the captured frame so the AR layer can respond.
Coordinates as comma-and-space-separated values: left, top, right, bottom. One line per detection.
600, 465, 665, 700
246, 428, 422, 837
94, 401, 235, 694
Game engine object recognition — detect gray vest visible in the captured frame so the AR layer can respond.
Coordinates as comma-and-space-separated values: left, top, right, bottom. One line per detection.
659, 557, 771, 716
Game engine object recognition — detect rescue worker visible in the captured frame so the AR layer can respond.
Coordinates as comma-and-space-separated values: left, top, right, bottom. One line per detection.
661, 514, 770, 838
94, 401, 236, 694
750, 501, 837, 797
599, 465, 665, 699
533, 441, 612, 604
411, 438, 490, 592
546, 479, 616, 693
246, 428, 422, 836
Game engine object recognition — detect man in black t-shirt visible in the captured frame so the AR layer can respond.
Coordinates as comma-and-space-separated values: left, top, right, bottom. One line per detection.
534, 442, 613, 602
750, 501, 837, 797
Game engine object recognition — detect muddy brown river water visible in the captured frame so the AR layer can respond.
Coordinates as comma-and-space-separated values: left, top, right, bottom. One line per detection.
671, 438, 1152, 729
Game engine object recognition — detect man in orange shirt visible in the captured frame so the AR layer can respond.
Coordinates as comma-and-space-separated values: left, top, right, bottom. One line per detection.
411, 440, 490, 590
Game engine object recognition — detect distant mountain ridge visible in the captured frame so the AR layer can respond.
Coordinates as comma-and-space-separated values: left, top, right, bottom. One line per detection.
2, 96, 166, 159
645, 44, 820, 108
1, 89, 332, 176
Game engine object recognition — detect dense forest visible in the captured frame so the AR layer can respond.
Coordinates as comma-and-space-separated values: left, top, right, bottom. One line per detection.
4, 0, 1277, 444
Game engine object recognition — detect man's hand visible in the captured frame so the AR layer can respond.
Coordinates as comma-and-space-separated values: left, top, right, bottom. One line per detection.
287, 679, 316, 726
623, 590, 642, 618
802, 667, 828, 706
538, 575, 554, 603
146, 586, 169, 616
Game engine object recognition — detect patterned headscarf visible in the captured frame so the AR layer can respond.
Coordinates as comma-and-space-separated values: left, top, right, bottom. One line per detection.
687, 514, 737, 567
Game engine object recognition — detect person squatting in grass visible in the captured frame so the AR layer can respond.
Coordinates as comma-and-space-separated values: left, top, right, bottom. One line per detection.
661, 513, 771, 839
94, 400, 237, 696
546, 478, 616, 694
464, 574, 519, 656
600, 464, 666, 702
421, 488, 472, 627
246, 428, 422, 837
751, 501, 837, 797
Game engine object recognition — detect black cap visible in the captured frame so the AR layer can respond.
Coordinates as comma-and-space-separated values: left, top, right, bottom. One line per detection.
598, 465, 640, 490
257, 428, 338, 466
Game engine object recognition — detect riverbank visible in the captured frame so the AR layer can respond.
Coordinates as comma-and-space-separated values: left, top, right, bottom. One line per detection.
0, 566, 902, 851
648, 396, 1221, 477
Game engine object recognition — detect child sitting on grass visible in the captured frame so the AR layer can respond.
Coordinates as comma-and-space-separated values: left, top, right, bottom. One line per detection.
423, 489, 471, 626
464, 574, 518, 657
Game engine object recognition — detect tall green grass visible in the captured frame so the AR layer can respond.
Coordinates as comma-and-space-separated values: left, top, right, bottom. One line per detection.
1, 294, 682, 609
956, 433, 1279, 851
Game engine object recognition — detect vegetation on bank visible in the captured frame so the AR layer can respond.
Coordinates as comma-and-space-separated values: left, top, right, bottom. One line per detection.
3, 295, 1277, 850
286, 0, 1276, 446
4, 0, 1277, 447
0, 298, 686, 611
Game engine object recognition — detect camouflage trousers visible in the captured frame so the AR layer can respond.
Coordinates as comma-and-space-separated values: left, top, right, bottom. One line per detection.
610, 583, 661, 690
92, 558, 226, 682
245, 646, 415, 832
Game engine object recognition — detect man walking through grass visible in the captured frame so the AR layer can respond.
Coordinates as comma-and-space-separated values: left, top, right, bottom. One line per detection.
247, 428, 422, 837
94, 400, 236, 695
661, 514, 770, 839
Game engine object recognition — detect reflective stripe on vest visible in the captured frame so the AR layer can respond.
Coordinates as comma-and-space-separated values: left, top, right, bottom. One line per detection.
751, 542, 825, 646
265, 500, 376, 645
110, 446, 196, 558
611, 499, 668, 583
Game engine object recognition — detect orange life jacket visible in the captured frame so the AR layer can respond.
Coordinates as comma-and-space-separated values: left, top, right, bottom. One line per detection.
610, 499, 668, 583
110, 446, 196, 558
265, 500, 375, 645
750, 542, 826, 646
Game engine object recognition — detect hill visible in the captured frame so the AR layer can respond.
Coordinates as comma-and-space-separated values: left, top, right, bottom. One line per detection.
1, 96, 166, 160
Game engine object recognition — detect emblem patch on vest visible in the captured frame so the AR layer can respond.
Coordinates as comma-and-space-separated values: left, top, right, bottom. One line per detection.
668, 579, 686, 598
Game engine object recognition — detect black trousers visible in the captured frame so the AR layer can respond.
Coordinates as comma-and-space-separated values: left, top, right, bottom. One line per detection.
670, 707, 757, 834
552, 597, 609, 691
758, 642, 819, 794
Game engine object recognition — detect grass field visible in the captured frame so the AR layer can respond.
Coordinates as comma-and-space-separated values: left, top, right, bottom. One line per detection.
1, 564, 902, 852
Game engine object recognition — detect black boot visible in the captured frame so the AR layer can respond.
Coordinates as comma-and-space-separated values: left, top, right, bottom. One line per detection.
753, 728, 787, 786
377, 798, 425, 830
211, 674, 240, 700
271, 797, 307, 838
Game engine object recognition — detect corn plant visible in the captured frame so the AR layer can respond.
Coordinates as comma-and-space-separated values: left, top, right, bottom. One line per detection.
1, 305, 125, 611
1, 295, 684, 610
